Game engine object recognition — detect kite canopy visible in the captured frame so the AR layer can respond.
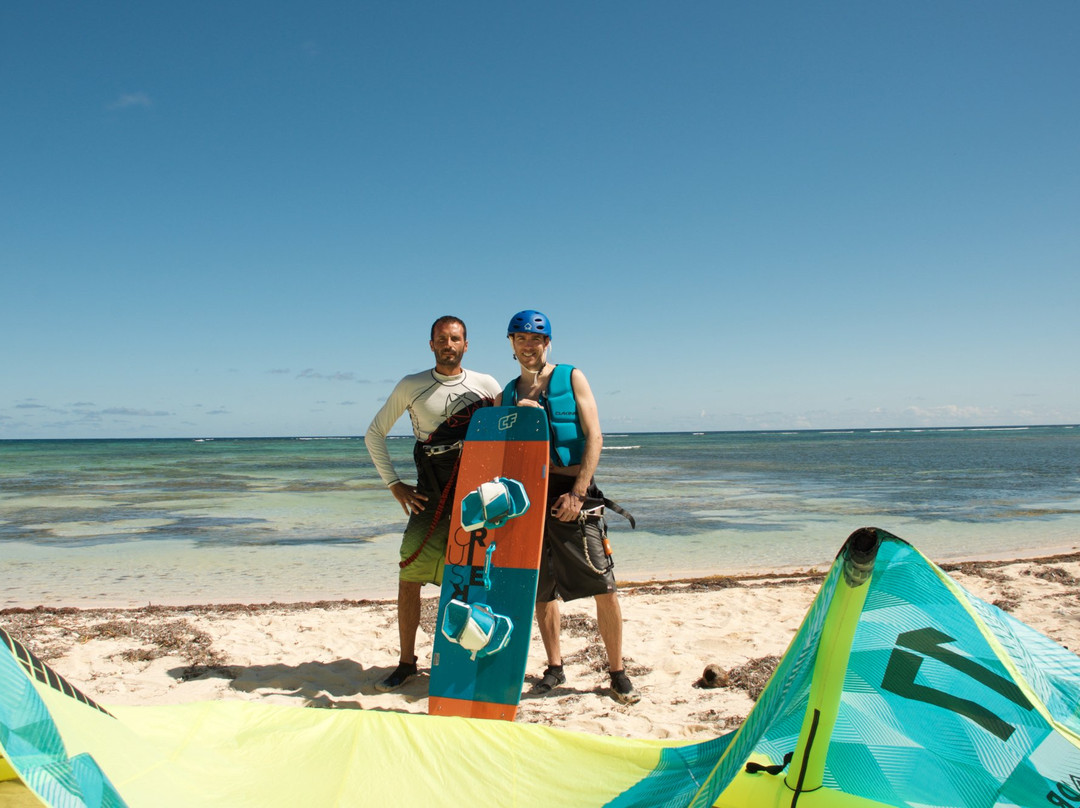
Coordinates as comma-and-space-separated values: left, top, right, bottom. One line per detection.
4, 528, 1080, 807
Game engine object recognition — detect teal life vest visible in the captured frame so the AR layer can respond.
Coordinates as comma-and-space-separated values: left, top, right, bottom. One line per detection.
502, 364, 583, 467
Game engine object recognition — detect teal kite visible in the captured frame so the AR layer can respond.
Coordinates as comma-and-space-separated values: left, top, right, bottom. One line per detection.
4, 528, 1080, 806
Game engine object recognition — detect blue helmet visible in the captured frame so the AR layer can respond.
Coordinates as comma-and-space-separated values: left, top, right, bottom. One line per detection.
507, 310, 551, 338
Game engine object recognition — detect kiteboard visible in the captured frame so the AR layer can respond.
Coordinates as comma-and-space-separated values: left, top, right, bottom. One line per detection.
428, 405, 549, 720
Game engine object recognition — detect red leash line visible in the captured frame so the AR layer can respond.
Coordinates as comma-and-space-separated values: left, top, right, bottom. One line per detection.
399, 454, 461, 569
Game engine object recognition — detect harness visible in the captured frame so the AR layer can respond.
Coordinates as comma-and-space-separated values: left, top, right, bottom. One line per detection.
502, 364, 583, 467
504, 367, 637, 533
399, 397, 493, 570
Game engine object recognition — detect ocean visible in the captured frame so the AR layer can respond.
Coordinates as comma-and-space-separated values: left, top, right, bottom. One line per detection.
2, 425, 1078, 608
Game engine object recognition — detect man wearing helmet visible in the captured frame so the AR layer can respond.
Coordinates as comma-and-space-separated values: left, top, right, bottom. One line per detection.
365, 315, 502, 692
501, 310, 640, 705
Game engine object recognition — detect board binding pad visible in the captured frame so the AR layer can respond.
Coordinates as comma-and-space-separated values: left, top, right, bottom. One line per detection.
429, 406, 549, 720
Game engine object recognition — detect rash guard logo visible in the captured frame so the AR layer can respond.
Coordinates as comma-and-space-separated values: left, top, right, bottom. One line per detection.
443, 392, 485, 425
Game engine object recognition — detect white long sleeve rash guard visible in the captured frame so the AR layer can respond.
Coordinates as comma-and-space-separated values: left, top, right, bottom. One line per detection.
364, 368, 502, 487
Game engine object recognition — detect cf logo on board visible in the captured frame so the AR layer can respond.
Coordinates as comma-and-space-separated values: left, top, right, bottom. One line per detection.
498, 412, 518, 430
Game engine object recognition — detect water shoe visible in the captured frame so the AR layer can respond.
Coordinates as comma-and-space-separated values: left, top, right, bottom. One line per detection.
529, 664, 566, 695
610, 670, 640, 705
376, 658, 418, 692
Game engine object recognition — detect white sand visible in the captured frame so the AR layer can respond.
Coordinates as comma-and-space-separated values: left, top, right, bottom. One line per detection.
6, 554, 1080, 741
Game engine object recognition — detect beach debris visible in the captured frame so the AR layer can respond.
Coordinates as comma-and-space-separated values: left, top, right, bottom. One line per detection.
730, 656, 781, 701
695, 656, 780, 701
939, 561, 1010, 582
626, 577, 746, 595
689, 708, 744, 730
0, 607, 228, 670
695, 664, 729, 689
83, 617, 224, 667
1024, 565, 1080, 586
993, 596, 1019, 613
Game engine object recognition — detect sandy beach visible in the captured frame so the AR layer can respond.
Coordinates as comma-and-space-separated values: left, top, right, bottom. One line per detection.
4, 551, 1080, 743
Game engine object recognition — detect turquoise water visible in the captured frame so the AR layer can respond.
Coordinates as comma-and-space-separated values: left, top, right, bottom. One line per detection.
1, 426, 1078, 607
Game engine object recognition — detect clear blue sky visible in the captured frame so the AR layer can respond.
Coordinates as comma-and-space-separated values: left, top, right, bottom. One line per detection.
3, 2, 1077, 438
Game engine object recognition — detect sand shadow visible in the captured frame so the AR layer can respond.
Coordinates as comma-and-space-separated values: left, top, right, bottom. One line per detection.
167, 658, 434, 708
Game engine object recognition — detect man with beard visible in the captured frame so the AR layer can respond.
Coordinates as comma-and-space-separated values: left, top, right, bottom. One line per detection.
365, 315, 502, 692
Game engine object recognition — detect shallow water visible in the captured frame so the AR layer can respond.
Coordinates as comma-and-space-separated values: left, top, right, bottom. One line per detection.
2, 426, 1078, 607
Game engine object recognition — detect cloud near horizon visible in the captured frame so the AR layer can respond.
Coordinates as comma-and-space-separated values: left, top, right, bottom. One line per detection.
296, 369, 371, 383
107, 92, 152, 110
99, 407, 172, 417
904, 404, 993, 422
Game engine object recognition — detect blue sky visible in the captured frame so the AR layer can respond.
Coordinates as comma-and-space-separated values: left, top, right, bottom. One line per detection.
2, 2, 1077, 439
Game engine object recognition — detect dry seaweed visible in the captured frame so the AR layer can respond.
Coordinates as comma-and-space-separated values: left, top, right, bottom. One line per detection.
725, 655, 781, 702
1024, 566, 1080, 586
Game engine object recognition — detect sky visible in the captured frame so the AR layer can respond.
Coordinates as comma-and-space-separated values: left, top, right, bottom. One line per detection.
2, 2, 1078, 439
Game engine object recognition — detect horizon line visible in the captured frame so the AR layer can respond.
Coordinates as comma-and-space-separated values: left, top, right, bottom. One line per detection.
1, 423, 1077, 443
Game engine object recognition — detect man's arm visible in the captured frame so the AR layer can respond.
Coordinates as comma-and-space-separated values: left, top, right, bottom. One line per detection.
569, 368, 602, 497
550, 368, 603, 521
364, 381, 428, 515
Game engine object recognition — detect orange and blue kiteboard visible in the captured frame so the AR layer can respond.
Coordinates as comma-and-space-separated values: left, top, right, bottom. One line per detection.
428, 406, 549, 721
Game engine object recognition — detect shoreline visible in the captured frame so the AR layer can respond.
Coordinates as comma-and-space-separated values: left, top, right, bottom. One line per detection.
6, 542, 1080, 612
4, 549, 1080, 743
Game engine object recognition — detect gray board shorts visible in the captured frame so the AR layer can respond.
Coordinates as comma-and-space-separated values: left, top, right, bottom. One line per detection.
536, 476, 617, 602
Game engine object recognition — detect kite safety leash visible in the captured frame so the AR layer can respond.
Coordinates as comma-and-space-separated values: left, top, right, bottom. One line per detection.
399, 454, 461, 570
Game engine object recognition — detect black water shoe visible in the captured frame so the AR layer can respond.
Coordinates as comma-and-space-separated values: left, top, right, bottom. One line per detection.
376, 658, 418, 692
610, 670, 640, 705
529, 664, 566, 695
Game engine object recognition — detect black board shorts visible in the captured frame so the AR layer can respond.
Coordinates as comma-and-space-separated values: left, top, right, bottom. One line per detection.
536, 476, 617, 602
